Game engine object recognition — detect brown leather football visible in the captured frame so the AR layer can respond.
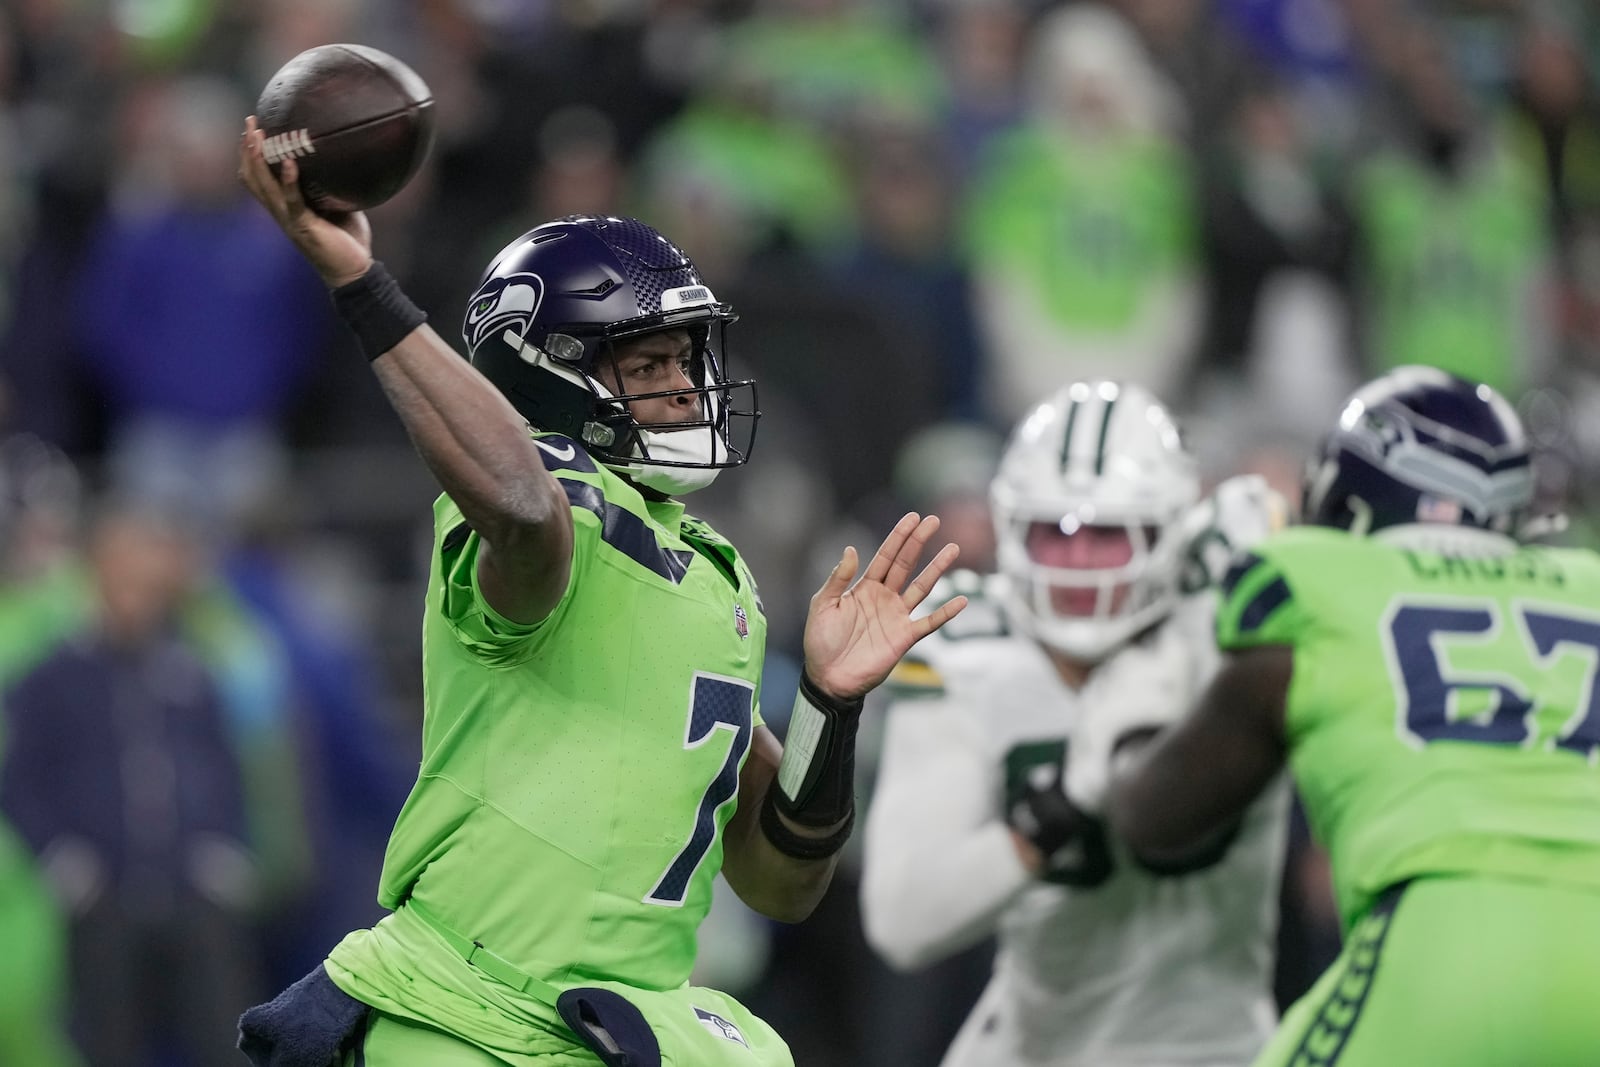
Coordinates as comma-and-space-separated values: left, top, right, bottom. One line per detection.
254, 43, 435, 213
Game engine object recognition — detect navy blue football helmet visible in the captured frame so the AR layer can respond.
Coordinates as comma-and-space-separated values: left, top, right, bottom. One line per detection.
1301, 366, 1534, 535
462, 215, 758, 493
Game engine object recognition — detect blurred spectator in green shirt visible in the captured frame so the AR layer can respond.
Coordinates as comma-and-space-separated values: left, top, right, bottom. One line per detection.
965, 2, 1202, 424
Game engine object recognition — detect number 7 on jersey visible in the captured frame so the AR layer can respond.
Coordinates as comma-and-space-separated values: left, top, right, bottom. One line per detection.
645, 673, 755, 906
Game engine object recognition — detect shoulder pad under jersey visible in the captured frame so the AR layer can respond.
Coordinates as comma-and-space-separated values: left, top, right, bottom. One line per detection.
889, 571, 1014, 697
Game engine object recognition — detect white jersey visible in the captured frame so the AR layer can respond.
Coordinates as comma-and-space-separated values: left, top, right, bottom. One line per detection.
860, 572, 1288, 1067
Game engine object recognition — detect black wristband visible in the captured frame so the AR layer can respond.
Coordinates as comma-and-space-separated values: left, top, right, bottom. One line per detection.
330, 260, 427, 361
772, 671, 862, 828
760, 790, 854, 861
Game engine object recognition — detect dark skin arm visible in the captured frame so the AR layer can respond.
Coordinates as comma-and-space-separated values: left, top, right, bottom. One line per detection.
237, 118, 571, 624
1106, 645, 1293, 867
720, 727, 835, 922
722, 515, 967, 922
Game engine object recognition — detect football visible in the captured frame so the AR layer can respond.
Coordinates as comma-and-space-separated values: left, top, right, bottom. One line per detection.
254, 43, 435, 213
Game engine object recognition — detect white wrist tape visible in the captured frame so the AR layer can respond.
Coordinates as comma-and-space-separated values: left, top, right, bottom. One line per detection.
771, 672, 861, 826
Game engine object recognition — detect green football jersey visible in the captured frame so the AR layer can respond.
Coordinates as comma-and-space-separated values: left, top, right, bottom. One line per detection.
1217, 526, 1600, 930
1353, 139, 1546, 396
357, 436, 767, 998
966, 124, 1196, 332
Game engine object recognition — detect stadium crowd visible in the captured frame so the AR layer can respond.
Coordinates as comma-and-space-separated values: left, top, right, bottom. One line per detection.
0, 0, 1598, 1063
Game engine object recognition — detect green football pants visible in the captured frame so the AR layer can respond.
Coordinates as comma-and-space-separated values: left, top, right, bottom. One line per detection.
344, 1010, 601, 1067
1255, 875, 1600, 1067
345, 997, 794, 1067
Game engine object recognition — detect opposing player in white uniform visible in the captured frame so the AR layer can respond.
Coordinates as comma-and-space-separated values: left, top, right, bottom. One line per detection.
861, 381, 1290, 1067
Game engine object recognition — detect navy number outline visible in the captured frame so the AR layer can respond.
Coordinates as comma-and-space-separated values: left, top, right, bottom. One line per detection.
644, 672, 755, 906
1382, 598, 1600, 758
1521, 607, 1600, 758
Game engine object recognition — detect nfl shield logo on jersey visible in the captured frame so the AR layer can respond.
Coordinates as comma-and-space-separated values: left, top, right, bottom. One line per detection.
733, 603, 749, 639
693, 1007, 749, 1047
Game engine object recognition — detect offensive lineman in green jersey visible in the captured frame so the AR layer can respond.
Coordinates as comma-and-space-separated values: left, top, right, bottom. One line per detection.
234, 123, 967, 1066
1104, 366, 1600, 1066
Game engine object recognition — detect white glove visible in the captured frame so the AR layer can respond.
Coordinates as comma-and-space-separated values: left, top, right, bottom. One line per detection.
1063, 628, 1199, 814
1178, 474, 1290, 593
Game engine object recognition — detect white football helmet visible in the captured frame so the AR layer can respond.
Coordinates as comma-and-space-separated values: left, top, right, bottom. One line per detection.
991, 380, 1200, 662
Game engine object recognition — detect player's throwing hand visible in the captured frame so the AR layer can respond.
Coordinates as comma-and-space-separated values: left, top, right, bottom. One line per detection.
237, 115, 374, 289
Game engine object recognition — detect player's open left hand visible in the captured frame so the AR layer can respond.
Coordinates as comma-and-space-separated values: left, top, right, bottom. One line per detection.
803, 513, 967, 702
238, 115, 374, 289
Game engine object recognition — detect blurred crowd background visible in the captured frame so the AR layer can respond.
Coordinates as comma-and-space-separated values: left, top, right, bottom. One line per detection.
1, 0, 1598, 1063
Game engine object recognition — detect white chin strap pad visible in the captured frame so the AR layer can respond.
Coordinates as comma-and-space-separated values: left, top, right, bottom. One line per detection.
622, 426, 723, 495
631, 459, 720, 496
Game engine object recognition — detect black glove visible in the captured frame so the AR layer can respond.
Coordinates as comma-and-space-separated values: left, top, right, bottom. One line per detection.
1005, 752, 1113, 888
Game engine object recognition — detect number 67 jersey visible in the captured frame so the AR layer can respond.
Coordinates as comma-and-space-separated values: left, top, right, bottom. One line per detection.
1218, 523, 1600, 934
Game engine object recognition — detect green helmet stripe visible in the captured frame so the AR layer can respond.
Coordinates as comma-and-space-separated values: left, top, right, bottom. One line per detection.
1059, 395, 1081, 473
1094, 394, 1118, 475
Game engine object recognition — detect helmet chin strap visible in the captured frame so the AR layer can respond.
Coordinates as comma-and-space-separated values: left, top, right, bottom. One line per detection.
617, 426, 724, 496
629, 462, 721, 496
1346, 494, 1373, 537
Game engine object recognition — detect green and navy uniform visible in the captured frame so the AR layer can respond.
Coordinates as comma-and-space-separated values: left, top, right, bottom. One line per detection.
1220, 525, 1600, 1066
326, 435, 789, 1065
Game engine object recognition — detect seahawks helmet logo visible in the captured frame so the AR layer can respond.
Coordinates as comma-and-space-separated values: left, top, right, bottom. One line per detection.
465, 272, 545, 352
1359, 409, 1406, 457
